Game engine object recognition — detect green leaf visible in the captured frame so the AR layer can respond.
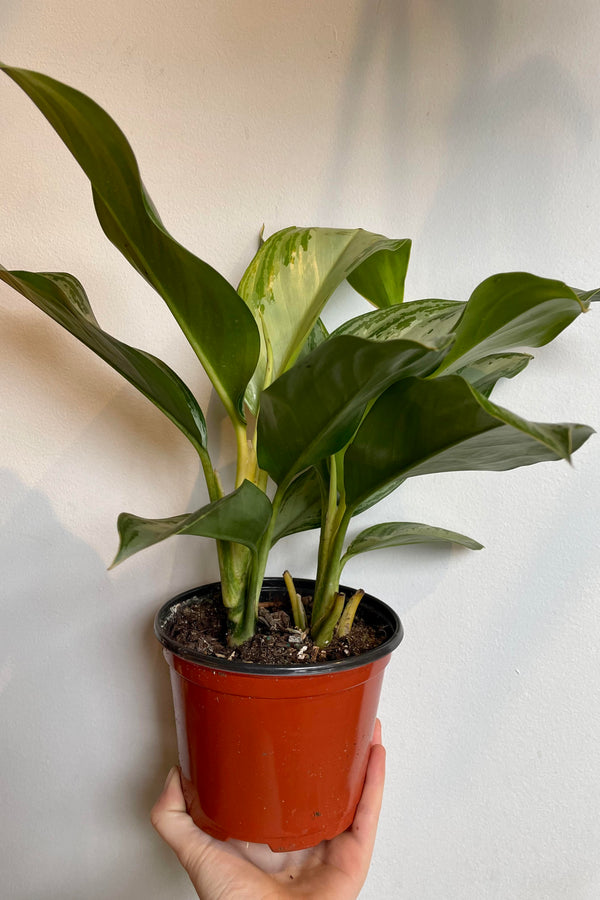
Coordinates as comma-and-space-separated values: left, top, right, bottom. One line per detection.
271, 467, 324, 544
573, 286, 600, 304
344, 375, 594, 510
350, 475, 407, 519
342, 521, 483, 564
435, 272, 589, 375
454, 352, 532, 397
238, 226, 412, 414
111, 480, 272, 567
296, 317, 329, 362
346, 239, 411, 307
0, 267, 207, 452
258, 333, 451, 487
333, 297, 464, 345
0, 64, 259, 423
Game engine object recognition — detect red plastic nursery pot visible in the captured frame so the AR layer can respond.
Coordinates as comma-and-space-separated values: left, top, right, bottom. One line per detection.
155, 577, 403, 852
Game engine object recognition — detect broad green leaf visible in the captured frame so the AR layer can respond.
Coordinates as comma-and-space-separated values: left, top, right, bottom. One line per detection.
435, 273, 589, 375
346, 239, 411, 307
350, 475, 407, 519
454, 352, 532, 397
111, 480, 272, 567
0, 267, 207, 452
342, 521, 483, 565
1, 64, 259, 423
344, 375, 594, 510
296, 317, 329, 362
238, 226, 412, 413
258, 333, 451, 487
271, 467, 324, 544
333, 297, 464, 345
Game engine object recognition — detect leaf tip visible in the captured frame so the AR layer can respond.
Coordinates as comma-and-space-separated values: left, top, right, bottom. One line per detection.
107, 551, 123, 571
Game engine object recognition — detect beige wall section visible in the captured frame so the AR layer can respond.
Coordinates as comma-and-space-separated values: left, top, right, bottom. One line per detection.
1, 2, 599, 898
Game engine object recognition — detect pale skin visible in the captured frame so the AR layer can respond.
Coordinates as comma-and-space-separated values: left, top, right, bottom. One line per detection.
151, 719, 386, 900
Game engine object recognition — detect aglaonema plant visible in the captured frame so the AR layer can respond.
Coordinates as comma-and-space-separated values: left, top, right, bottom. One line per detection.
1, 64, 595, 648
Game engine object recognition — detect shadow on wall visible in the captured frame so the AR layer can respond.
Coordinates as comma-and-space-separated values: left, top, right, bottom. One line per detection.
423, 0, 593, 279
0, 468, 109, 626
316, 0, 409, 222
437, 459, 599, 790
0, 469, 186, 900
319, 0, 592, 274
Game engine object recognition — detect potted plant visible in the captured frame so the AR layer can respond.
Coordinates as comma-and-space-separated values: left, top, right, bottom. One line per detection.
0, 64, 595, 850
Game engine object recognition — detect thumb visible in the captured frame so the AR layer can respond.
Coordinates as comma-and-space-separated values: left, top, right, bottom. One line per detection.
150, 767, 211, 864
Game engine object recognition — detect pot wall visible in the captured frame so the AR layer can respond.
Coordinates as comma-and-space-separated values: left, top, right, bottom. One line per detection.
157, 580, 402, 850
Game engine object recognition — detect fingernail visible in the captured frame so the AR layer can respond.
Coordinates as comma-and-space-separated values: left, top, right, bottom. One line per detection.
164, 765, 178, 789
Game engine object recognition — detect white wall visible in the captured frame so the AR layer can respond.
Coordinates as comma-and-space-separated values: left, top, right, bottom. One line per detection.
1, 2, 599, 898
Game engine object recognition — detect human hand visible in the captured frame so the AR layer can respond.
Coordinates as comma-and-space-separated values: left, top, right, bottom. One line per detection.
151, 719, 386, 899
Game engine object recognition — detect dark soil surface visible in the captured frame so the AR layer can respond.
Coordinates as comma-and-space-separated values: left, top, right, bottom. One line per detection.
163, 586, 388, 667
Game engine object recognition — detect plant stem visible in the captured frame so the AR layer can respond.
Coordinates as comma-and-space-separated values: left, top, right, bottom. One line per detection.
312, 504, 351, 630
250, 415, 269, 494
234, 422, 257, 488
229, 483, 285, 645
198, 446, 223, 503
199, 444, 243, 612
312, 592, 345, 647
315, 456, 340, 597
197, 443, 251, 617
219, 543, 252, 614
283, 569, 307, 630
335, 589, 365, 638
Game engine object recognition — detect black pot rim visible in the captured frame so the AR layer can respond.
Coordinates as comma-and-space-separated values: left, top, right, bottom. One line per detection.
154, 577, 403, 676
